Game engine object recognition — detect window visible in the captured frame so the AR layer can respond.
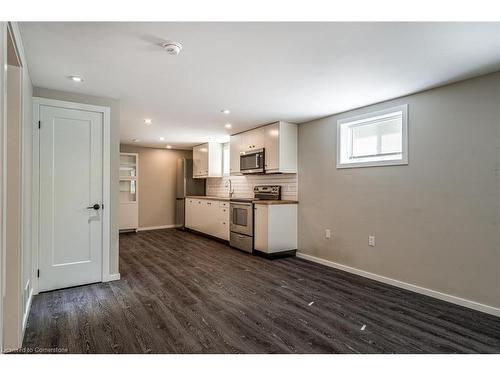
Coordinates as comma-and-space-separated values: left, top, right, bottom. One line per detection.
337, 104, 408, 168
222, 142, 230, 176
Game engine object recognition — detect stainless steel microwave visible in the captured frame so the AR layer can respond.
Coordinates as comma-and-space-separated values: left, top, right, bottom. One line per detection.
240, 148, 265, 174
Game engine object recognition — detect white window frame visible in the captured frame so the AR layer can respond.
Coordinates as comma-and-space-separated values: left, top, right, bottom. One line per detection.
336, 104, 408, 169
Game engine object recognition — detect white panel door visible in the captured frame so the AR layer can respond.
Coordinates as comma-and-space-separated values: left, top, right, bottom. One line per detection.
39, 105, 103, 292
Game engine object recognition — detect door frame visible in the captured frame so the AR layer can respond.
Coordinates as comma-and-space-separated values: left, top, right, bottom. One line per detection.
0, 21, 7, 353
32, 97, 112, 295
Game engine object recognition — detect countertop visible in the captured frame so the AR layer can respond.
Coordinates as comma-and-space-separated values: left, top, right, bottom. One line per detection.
186, 195, 231, 201
253, 200, 298, 205
186, 196, 298, 205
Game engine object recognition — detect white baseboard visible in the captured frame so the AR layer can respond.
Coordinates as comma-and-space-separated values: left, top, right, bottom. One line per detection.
136, 224, 181, 232
103, 273, 121, 282
296, 252, 500, 317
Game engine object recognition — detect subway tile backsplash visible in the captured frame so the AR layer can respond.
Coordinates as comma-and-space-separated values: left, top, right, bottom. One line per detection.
206, 174, 298, 200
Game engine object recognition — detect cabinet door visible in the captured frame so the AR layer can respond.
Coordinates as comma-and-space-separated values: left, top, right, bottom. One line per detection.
192, 145, 201, 177
193, 144, 209, 178
230, 134, 242, 175
242, 127, 265, 152
252, 127, 265, 150
217, 205, 230, 240
254, 204, 269, 252
264, 122, 280, 172
199, 144, 209, 177
207, 143, 222, 177
203, 200, 217, 236
185, 198, 195, 228
119, 203, 138, 230
241, 131, 253, 152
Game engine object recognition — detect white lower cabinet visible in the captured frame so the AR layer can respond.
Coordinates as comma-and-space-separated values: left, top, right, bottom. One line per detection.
254, 204, 297, 254
186, 198, 229, 241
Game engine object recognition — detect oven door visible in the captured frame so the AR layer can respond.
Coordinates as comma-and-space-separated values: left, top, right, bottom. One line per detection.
230, 203, 253, 236
240, 149, 264, 174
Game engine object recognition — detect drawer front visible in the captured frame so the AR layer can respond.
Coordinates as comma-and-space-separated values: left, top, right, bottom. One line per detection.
230, 232, 253, 253
218, 206, 229, 219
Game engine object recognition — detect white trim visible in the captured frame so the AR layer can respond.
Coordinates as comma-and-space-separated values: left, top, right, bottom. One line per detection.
296, 252, 500, 318
10, 22, 31, 351
136, 224, 181, 232
32, 97, 112, 294
336, 104, 409, 169
21, 287, 33, 337
1, 22, 28, 351
103, 273, 120, 282
102, 105, 111, 283
0, 21, 6, 354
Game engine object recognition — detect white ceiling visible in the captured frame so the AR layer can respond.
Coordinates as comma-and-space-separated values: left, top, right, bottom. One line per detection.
20, 22, 500, 149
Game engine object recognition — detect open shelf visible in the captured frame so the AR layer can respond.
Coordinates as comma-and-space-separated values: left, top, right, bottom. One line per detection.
120, 152, 139, 230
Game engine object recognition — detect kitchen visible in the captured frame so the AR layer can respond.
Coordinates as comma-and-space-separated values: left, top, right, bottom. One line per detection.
119, 121, 299, 257
179, 121, 299, 257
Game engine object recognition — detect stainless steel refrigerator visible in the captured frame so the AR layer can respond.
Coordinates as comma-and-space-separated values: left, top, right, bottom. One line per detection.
175, 158, 205, 228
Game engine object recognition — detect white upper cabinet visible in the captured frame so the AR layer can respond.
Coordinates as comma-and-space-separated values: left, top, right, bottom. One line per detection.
193, 142, 223, 178
241, 127, 265, 152
229, 121, 297, 175
264, 121, 297, 173
229, 133, 242, 176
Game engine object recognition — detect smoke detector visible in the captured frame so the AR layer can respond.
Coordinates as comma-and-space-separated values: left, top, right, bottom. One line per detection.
161, 41, 182, 55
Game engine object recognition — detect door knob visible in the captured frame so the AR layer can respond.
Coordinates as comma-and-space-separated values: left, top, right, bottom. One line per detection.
86, 204, 100, 210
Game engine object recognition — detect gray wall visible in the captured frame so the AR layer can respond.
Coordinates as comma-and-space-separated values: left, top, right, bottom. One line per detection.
33, 87, 121, 275
120, 144, 192, 228
298, 72, 500, 308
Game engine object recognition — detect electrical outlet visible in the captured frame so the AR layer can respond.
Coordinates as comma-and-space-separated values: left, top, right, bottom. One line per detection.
368, 236, 375, 247
325, 229, 331, 239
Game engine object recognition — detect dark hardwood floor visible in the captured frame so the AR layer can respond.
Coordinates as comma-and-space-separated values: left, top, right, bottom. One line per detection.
22, 229, 500, 353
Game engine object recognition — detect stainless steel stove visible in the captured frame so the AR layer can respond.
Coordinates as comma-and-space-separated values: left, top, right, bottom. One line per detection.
229, 185, 281, 253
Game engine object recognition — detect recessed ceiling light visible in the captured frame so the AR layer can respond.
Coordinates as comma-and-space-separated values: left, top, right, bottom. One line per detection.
132, 138, 140, 143
166, 145, 172, 149
225, 123, 232, 129
221, 109, 230, 114
159, 137, 165, 141
69, 75, 84, 82
144, 119, 152, 125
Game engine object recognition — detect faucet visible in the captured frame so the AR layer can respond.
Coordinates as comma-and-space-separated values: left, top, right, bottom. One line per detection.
227, 178, 234, 198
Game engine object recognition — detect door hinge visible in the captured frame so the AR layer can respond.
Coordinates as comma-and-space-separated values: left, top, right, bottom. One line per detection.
37, 269, 40, 278
38, 120, 41, 129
